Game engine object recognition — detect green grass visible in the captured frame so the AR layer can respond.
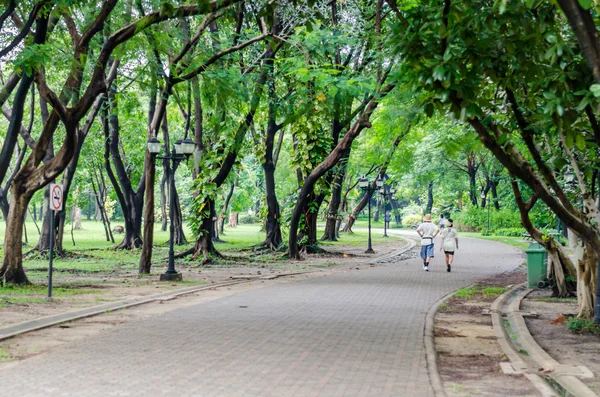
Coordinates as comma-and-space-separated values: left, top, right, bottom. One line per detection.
455, 287, 479, 299
482, 287, 509, 298
0, 296, 48, 305
454, 286, 508, 300
459, 232, 529, 251
0, 346, 11, 362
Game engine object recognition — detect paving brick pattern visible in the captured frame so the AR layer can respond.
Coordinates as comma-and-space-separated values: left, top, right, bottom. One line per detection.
0, 235, 523, 397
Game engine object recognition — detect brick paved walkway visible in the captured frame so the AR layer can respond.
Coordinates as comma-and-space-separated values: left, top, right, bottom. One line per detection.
0, 234, 523, 397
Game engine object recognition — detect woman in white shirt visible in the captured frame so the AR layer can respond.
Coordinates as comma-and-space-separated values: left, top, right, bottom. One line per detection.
439, 218, 459, 272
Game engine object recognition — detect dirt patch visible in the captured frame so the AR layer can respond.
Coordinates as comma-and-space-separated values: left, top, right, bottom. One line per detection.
522, 289, 600, 394
436, 267, 544, 397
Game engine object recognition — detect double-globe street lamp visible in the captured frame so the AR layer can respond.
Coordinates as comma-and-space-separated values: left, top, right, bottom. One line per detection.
147, 136, 195, 281
358, 175, 383, 254
378, 184, 396, 237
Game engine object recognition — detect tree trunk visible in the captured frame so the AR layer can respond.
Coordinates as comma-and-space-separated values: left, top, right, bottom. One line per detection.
34, 186, 56, 252
104, 88, 144, 250
72, 207, 82, 230
0, 189, 32, 284
425, 181, 433, 214
219, 182, 235, 235
139, 64, 159, 275
577, 245, 597, 318
468, 168, 478, 206
171, 188, 187, 245
138, 152, 156, 274
490, 180, 500, 209
191, 197, 218, 260
262, 145, 283, 249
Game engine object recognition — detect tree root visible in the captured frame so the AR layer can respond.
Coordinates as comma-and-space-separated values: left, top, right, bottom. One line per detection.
174, 247, 194, 259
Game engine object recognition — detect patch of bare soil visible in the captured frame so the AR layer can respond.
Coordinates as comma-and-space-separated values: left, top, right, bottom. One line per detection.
522, 290, 600, 394
436, 267, 544, 397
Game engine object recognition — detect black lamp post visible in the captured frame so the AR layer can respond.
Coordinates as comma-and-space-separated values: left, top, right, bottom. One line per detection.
147, 136, 195, 281
378, 184, 396, 237
358, 175, 376, 254
481, 191, 490, 235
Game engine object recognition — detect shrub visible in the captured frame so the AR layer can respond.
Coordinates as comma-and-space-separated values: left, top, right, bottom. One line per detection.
494, 228, 526, 237
452, 207, 522, 232
239, 215, 259, 224
401, 213, 422, 228
566, 317, 600, 336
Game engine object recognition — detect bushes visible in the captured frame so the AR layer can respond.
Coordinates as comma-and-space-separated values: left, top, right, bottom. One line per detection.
452, 207, 523, 232
401, 213, 422, 228
494, 228, 526, 237
567, 317, 600, 336
239, 215, 259, 224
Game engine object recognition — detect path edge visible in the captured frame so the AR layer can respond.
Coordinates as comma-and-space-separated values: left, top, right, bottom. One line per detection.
424, 291, 452, 397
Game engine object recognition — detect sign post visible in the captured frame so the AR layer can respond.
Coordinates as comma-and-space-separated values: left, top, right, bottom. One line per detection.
48, 184, 63, 299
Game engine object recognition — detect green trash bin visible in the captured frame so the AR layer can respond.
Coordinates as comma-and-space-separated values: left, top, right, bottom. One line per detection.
526, 242, 548, 288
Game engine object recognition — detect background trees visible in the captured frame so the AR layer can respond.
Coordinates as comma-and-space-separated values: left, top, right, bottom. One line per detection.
3, 0, 600, 319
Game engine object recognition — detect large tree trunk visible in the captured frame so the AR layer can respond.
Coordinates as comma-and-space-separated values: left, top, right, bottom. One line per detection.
192, 197, 218, 260
138, 152, 156, 274
323, 163, 347, 241
577, 245, 597, 318
0, 190, 32, 284
262, 135, 283, 248
490, 179, 500, 209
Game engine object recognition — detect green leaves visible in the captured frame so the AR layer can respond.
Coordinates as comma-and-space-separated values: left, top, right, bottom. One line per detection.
589, 84, 600, 97
578, 0, 594, 10
13, 44, 52, 76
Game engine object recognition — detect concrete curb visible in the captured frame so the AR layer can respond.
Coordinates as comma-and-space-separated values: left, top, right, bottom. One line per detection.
490, 284, 560, 396
424, 291, 452, 397
0, 280, 249, 342
0, 236, 414, 343
424, 238, 526, 397
498, 285, 597, 397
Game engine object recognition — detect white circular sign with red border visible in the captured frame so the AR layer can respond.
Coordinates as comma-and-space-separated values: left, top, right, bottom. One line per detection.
50, 184, 64, 211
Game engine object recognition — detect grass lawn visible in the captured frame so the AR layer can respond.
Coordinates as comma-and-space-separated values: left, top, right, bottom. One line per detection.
0, 219, 403, 276
458, 232, 530, 251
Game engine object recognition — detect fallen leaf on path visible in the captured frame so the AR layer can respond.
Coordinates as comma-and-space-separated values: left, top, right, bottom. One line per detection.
549, 315, 566, 325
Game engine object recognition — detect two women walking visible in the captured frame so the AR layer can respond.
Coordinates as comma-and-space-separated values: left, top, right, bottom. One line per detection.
417, 214, 459, 272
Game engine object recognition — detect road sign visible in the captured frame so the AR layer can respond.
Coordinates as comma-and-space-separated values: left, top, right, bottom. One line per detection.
49, 184, 63, 211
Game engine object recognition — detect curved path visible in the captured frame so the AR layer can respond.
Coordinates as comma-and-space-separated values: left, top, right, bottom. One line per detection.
0, 233, 523, 397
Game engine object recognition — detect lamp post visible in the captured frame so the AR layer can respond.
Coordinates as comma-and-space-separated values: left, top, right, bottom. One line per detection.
147, 136, 194, 281
481, 191, 490, 236
378, 184, 396, 237
358, 175, 376, 254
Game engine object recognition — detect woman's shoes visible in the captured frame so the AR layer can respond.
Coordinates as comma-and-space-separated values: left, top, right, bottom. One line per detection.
447, 264, 451, 272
